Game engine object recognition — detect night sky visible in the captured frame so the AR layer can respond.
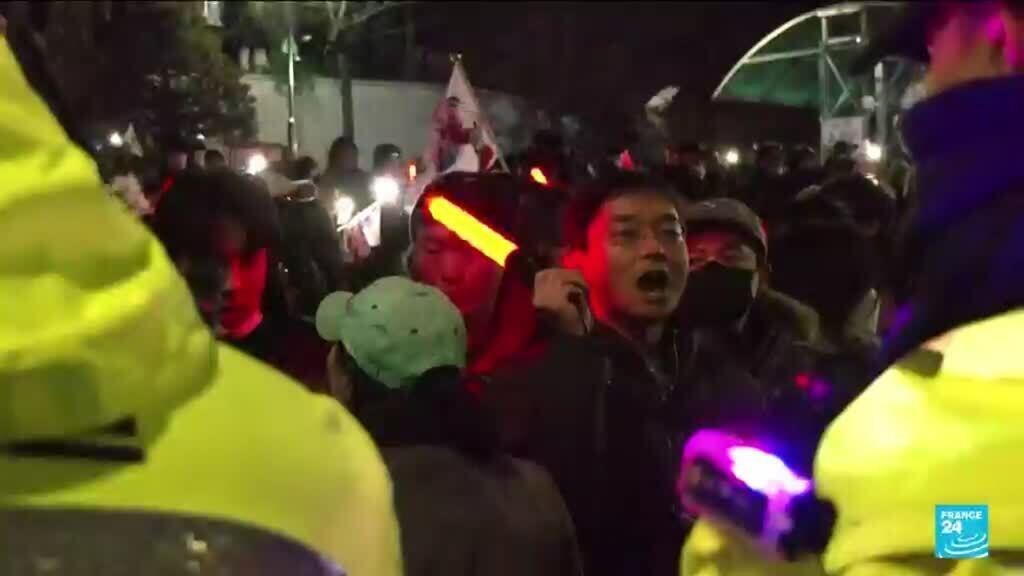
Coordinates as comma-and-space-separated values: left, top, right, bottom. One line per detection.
416, 2, 822, 127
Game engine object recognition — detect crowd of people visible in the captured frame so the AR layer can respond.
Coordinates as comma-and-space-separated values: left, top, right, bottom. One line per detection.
3, 1, 1024, 575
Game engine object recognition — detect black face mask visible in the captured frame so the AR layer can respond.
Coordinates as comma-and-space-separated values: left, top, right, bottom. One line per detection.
679, 263, 756, 330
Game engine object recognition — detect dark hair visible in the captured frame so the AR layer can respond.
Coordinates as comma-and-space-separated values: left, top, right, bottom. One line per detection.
820, 174, 896, 230
289, 155, 319, 180
153, 169, 281, 262
336, 347, 497, 460
830, 141, 855, 159
824, 156, 857, 178
327, 136, 357, 165
563, 169, 678, 249
788, 145, 817, 169
755, 142, 785, 165
372, 143, 402, 170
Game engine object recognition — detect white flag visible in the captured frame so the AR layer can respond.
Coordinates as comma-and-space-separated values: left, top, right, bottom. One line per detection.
341, 201, 383, 250
423, 60, 506, 177
123, 124, 144, 156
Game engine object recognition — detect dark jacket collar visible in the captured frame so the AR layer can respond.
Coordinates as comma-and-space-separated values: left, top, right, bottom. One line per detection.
885, 76, 1024, 365
902, 76, 1024, 248
591, 322, 684, 370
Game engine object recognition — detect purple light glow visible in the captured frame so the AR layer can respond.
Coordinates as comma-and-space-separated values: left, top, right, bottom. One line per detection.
728, 446, 811, 497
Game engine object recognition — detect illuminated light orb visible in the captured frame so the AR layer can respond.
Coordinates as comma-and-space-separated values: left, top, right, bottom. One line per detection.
372, 176, 401, 205
334, 195, 356, 226
864, 140, 884, 162
724, 148, 741, 166
246, 153, 268, 175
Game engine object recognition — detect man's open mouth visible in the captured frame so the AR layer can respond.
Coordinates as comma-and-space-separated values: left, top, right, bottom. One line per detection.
636, 269, 670, 293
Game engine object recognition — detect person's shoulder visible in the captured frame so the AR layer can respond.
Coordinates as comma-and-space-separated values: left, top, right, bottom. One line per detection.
202, 345, 401, 574
754, 287, 821, 343
213, 345, 385, 472
489, 330, 611, 390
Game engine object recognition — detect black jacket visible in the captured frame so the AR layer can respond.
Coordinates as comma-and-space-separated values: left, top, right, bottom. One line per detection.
358, 369, 583, 576
484, 324, 763, 576
276, 190, 346, 315
884, 76, 1024, 366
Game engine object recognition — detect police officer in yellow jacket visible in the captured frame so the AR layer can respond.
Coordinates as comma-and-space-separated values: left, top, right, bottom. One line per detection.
681, 2, 1024, 574
0, 33, 402, 576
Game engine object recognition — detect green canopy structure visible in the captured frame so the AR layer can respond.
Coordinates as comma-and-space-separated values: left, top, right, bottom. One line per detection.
713, 2, 925, 152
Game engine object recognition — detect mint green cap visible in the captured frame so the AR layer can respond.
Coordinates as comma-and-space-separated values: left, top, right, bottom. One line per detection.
315, 276, 467, 389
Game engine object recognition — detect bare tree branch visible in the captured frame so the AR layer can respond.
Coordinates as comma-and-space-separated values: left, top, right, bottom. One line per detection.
325, 0, 347, 43
340, 1, 414, 32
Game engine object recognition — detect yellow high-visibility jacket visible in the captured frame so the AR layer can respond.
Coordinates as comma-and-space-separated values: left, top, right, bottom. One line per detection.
681, 309, 1024, 575
0, 37, 402, 576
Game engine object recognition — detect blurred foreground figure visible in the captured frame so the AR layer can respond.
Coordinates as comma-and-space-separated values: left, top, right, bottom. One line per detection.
153, 169, 288, 362
0, 37, 401, 576
316, 277, 582, 576
682, 2, 1024, 574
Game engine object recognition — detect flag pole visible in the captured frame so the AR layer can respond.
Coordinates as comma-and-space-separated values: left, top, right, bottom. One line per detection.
448, 55, 511, 173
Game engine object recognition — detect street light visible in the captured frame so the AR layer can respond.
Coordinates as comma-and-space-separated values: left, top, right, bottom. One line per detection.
108, 132, 124, 147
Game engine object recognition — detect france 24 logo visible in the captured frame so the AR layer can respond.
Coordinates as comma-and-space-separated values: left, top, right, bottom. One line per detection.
935, 505, 989, 559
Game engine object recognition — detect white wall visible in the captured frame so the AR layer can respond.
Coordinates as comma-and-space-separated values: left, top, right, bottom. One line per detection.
244, 74, 537, 171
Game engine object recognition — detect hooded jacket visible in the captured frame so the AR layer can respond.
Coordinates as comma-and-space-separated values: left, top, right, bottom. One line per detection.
679, 76, 1024, 575
0, 38, 401, 576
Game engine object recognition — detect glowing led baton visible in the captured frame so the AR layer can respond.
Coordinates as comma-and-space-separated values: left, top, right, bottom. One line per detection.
426, 196, 518, 267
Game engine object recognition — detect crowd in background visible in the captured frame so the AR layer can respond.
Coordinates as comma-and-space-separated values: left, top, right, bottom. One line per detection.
90, 118, 907, 575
